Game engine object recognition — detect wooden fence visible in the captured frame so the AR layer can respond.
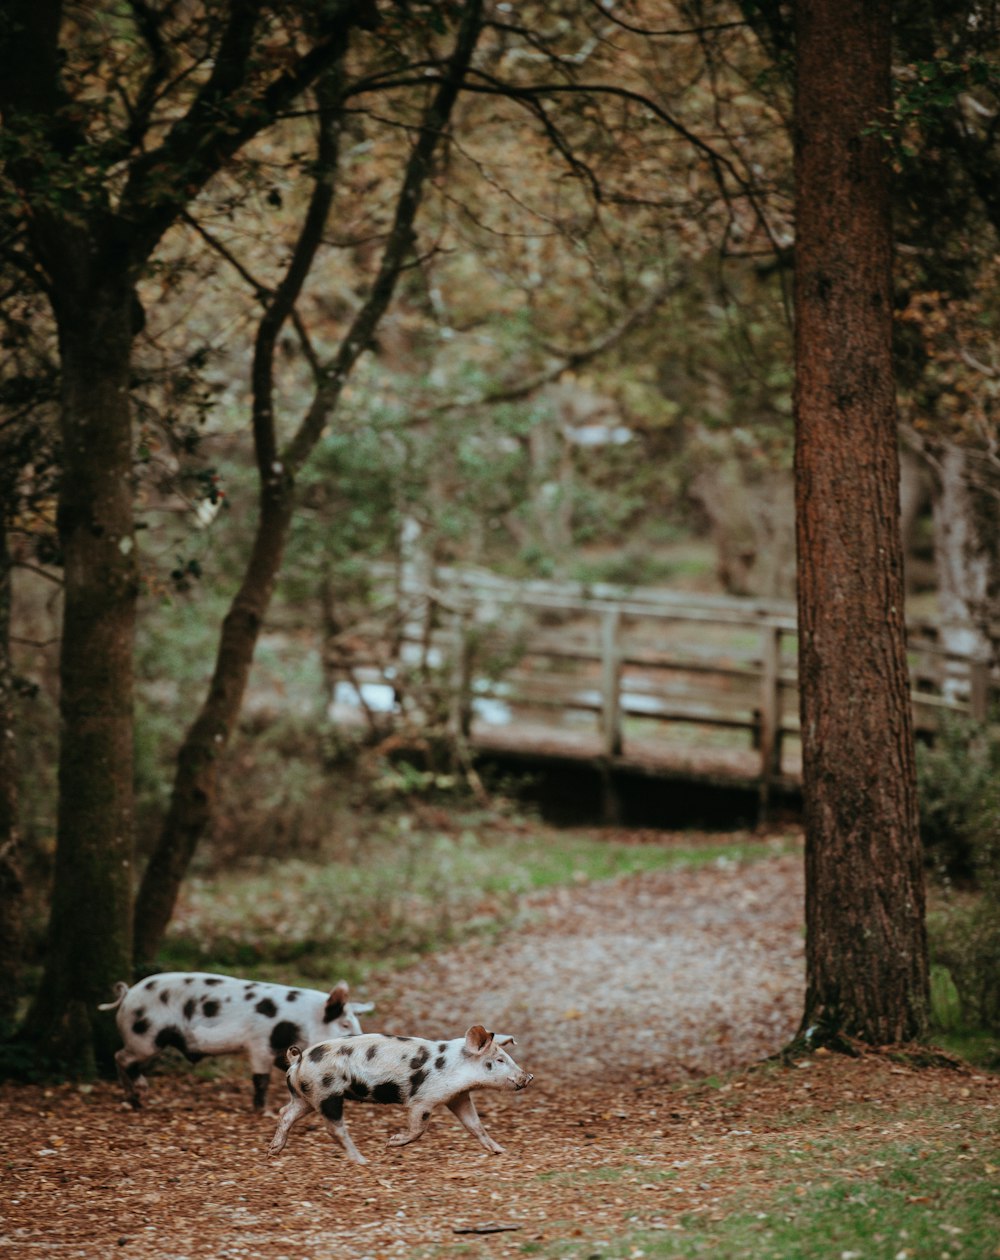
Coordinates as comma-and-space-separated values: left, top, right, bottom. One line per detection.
328, 564, 998, 817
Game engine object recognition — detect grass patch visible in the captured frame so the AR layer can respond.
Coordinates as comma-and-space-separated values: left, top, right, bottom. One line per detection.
487, 1100, 998, 1260
157, 821, 797, 984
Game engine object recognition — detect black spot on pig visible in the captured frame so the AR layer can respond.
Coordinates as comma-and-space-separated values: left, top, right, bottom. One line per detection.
155, 1026, 190, 1058
435, 1055, 446, 1071
320, 1094, 343, 1122
438, 1043, 447, 1053
308, 1045, 327, 1063
336, 1045, 354, 1057
322, 1074, 333, 1089
347, 1079, 369, 1100
323, 1000, 344, 1021
270, 1021, 302, 1054
183, 977, 194, 985
159, 990, 171, 1004
144, 979, 158, 991
392, 1036, 412, 1042
421, 1110, 431, 1123
409, 1068, 427, 1096
132, 1017, 150, 1036
256, 998, 278, 1018
183, 998, 196, 1020
287, 991, 299, 1001
202, 999, 220, 1018
410, 1047, 430, 1070
204, 977, 223, 986
373, 1082, 402, 1105
134, 1006, 146, 1020
366, 1046, 378, 1061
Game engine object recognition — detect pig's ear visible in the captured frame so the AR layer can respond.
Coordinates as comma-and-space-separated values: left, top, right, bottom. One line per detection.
351, 1001, 375, 1014
493, 1034, 516, 1048
325, 981, 349, 1018
464, 1025, 494, 1055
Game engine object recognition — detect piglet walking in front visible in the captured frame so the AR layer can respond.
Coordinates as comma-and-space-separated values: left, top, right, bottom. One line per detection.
268, 1026, 533, 1164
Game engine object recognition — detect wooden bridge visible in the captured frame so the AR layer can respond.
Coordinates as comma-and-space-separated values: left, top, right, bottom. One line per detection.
326, 564, 998, 823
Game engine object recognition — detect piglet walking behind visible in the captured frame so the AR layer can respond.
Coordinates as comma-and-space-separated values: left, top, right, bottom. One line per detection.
268, 1025, 533, 1164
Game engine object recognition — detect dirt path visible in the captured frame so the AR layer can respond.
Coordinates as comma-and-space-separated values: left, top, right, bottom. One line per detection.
2, 851, 995, 1259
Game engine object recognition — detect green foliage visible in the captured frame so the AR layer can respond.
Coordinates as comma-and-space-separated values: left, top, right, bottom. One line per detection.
498, 1110, 998, 1260
916, 718, 999, 882
155, 817, 789, 981
917, 719, 999, 1043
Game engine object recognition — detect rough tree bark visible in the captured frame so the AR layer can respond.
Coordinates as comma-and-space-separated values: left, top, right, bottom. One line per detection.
18, 281, 139, 1069
794, 0, 929, 1045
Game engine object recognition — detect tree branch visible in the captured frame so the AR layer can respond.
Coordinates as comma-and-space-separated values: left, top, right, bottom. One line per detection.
283, 0, 486, 475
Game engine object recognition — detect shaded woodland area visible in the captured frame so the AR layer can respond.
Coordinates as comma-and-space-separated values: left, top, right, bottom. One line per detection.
1, 0, 998, 1095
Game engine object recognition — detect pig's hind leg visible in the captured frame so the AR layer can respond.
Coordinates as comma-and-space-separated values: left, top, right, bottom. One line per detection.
318, 1093, 367, 1164
267, 1094, 312, 1156
446, 1091, 505, 1154
114, 1048, 154, 1108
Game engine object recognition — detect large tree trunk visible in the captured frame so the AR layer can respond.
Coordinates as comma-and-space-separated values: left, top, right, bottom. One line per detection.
793, 0, 929, 1045
20, 285, 138, 1071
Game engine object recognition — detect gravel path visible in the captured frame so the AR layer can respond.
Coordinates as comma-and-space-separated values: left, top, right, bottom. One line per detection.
377, 850, 805, 1084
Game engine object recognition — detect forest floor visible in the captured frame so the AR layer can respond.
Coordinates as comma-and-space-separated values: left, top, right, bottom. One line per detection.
2, 845, 997, 1259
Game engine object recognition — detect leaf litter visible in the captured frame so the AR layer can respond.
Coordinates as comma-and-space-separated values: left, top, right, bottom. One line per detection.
2, 840, 996, 1258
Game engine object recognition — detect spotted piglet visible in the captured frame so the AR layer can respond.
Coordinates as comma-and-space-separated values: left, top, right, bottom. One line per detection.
268, 1025, 533, 1164
99, 972, 373, 1111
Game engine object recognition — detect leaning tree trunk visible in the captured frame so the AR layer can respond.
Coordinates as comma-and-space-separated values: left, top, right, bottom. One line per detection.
132, 488, 294, 967
21, 285, 138, 1071
793, 0, 929, 1046
133, 3, 485, 967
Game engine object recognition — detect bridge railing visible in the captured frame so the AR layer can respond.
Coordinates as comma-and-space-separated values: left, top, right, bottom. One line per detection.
329, 563, 997, 809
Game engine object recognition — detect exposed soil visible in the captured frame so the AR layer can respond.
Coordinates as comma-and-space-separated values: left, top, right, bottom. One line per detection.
2, 842, 996, 1258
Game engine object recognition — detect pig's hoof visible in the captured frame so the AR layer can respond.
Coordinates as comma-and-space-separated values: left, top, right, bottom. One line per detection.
387, 1133, 411, 1147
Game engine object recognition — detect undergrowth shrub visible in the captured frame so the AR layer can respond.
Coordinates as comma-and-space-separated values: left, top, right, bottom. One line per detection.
919, 717, 1000, 1039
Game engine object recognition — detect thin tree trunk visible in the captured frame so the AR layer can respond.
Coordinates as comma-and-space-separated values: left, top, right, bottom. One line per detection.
132, 491, 293, 965
929, 440, 998, 697
21, 289, 138, 1070
794, 0, 929, 1046
133, 3, 485, 966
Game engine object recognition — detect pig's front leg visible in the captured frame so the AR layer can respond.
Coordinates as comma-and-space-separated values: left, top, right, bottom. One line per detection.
446, 1091, 505, 1154
268, 1095, 312, 1156
387, 1103, 435, 1149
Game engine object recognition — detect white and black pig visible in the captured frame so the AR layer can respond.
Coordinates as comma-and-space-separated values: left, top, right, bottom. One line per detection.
98, 972, 374, 1110
267, 1025, 533, 1164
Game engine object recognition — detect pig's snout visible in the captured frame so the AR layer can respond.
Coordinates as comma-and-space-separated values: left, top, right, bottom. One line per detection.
515, 1071, 533, 1090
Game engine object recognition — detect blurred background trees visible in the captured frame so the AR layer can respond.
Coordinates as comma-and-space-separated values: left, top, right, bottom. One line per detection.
1, 1, 997, 1067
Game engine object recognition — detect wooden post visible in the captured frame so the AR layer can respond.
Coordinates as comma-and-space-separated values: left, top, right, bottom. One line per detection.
758, 624, 782, 823
600, 607, 623, 758
969, 659, 990, 723
448, 606, 474, 739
